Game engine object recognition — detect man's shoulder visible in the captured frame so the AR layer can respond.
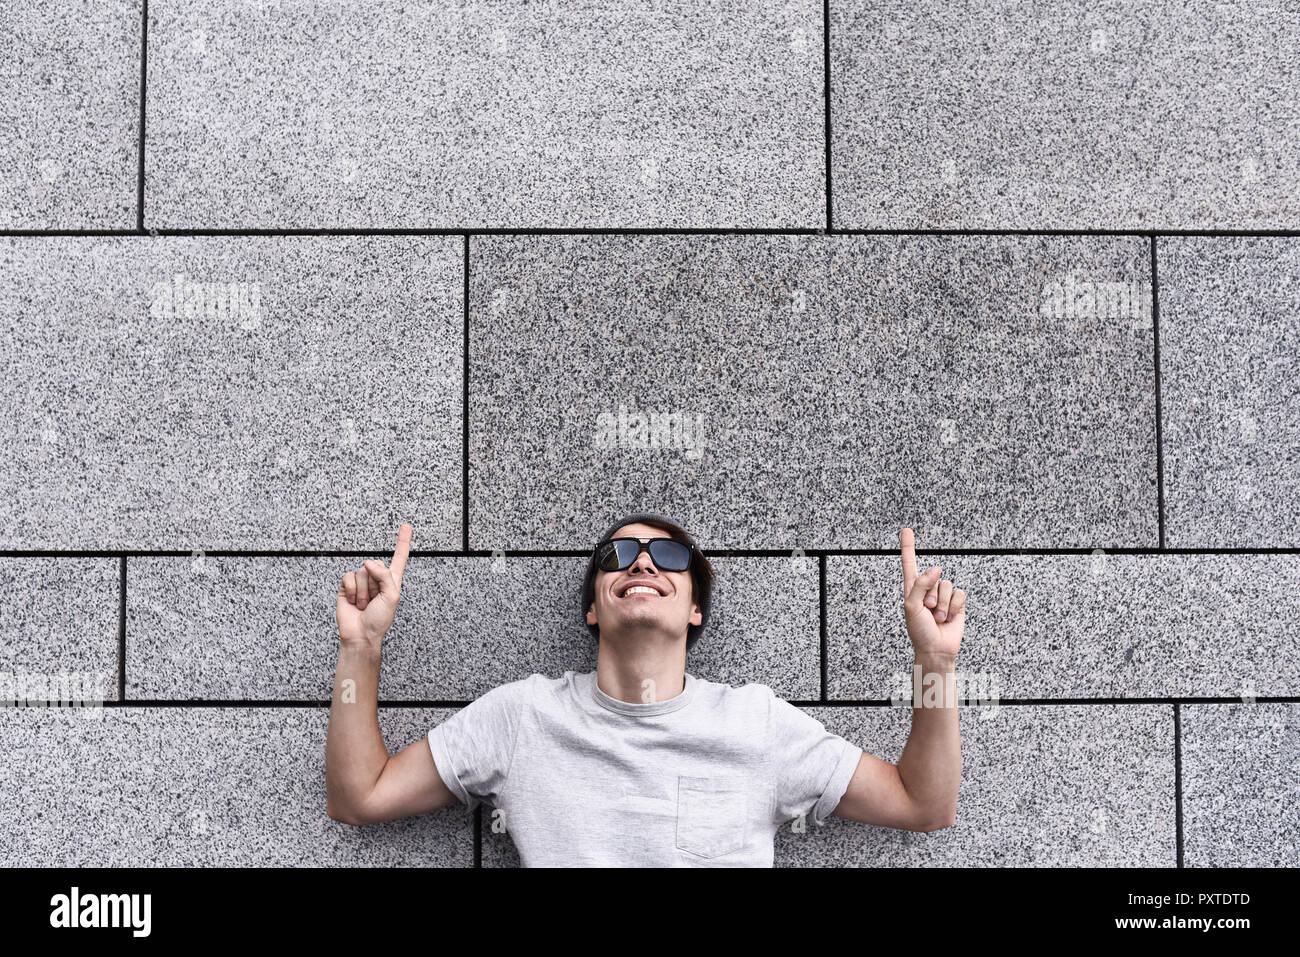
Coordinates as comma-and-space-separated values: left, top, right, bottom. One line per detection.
691, 674, 778, 710
475, 670, 578, 705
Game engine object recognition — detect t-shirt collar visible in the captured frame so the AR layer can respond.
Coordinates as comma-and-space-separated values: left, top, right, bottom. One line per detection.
588, 670, 696, 716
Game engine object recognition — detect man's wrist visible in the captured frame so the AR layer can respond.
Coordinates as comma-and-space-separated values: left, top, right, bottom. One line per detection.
339, 638, 383, 664
907, 652, 960, 710
913, 649, 957, 669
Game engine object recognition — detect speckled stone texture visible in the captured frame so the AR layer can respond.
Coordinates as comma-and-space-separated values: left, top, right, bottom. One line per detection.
779, 705, 1178, 866
0, 706, 467, 866
0, 236, 462, 550
144, 0, 825, 228
471, 233, 1156, 549
0, 0, 141, 228
828, 553, 1300, 699
0, 559, 120, 701
832, 0, 1300, 229
1158, 237, 1300, 547
5, 2, 1299, 870
125, 555, 820, 699
482, 704, 1177, 866
1182, 704, 1299, 867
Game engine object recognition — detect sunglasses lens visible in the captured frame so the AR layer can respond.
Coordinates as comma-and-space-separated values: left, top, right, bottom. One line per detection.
597, 539, 639, 571
649, 539, 691, 571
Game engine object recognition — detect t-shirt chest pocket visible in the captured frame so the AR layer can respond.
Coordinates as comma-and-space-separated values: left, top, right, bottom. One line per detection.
675, 775, 751, 860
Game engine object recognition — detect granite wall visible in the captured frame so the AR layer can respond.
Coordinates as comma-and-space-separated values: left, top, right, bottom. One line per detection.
1, 0, 1296, 867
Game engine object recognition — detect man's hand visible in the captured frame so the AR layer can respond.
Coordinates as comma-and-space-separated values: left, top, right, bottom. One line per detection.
900, 527, 966, 660
336, 523, 413, 650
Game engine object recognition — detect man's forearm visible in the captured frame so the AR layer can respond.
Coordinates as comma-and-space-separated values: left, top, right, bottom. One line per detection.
897, 650, 962, 827
325, 642, 388, 820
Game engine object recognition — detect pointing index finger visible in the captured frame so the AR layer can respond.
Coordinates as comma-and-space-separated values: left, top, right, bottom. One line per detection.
390, 523, 413, 585
900, 527, 918, 592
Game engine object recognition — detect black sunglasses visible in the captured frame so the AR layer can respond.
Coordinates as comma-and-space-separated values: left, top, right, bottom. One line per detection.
594, 537, 696, 573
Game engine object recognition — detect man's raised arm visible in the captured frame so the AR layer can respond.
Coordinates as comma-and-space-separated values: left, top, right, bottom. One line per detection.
833, 527, 965, 831
325, 523, 459, 825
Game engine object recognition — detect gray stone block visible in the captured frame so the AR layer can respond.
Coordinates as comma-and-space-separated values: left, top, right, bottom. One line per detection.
144, 0, 824, 228
0, 236, 462, 550
828, 552, 1300, 699
0, 0, 141, 227
125, 555, 819, 700
1158, 237, 1300, 547
0, 706, 468, 865
470, 233, 1156, 548
831, 0, 1300, 228
1182, 703, 1299, 867
776, 704, 1175, 866
0, 558, 120, 703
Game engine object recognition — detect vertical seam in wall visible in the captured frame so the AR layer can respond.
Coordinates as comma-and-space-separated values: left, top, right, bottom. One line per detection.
822, 0, 831, 232
473, 804, 482, 868
118, 556, 127, 700
463, 234, 470, 553
1151, 235, 1165, 549
1174, 702, 1183, 868
819, 554, 827, 702
136, 0, 149, 231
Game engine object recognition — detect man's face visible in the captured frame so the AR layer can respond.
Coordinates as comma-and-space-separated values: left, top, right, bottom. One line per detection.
585, 522, 702, 644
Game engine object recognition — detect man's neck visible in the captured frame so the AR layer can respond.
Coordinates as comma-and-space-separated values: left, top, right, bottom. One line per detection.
594, 637, 687, 704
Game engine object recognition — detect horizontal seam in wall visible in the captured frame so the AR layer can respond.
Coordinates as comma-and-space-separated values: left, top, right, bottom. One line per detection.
5, 548, 1298, 558
46, 697, 1300, 708
3, 228, 1300, 238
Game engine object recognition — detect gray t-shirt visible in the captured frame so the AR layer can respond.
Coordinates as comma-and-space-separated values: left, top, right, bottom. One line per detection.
426, 669, 863, 867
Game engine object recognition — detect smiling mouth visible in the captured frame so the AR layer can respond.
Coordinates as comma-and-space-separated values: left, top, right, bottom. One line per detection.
618, 583, 665, 598
622, 587, 659, 598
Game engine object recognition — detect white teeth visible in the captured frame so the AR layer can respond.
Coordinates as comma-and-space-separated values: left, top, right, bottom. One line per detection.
623, 585, 659, 597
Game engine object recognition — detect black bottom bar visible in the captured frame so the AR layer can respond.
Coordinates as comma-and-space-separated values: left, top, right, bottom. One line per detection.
0, 866, 1281, 941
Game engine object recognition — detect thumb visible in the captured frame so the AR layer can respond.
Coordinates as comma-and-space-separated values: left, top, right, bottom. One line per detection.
363, 559, 399, 602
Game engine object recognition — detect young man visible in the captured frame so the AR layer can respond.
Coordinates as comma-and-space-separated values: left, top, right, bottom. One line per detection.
325, 512, 965, 866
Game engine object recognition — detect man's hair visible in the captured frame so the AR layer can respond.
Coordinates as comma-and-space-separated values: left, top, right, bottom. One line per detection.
581, 512, 715, 652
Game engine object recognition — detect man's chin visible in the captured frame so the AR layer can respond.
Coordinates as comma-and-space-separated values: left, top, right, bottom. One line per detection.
603, 620, 683, 643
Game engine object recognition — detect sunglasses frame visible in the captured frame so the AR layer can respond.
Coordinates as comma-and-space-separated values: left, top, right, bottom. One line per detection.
593, 537, 697, 573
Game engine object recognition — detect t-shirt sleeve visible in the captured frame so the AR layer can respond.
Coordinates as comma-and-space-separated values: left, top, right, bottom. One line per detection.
766, 689, 863, 828
427, 677, 531, 811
